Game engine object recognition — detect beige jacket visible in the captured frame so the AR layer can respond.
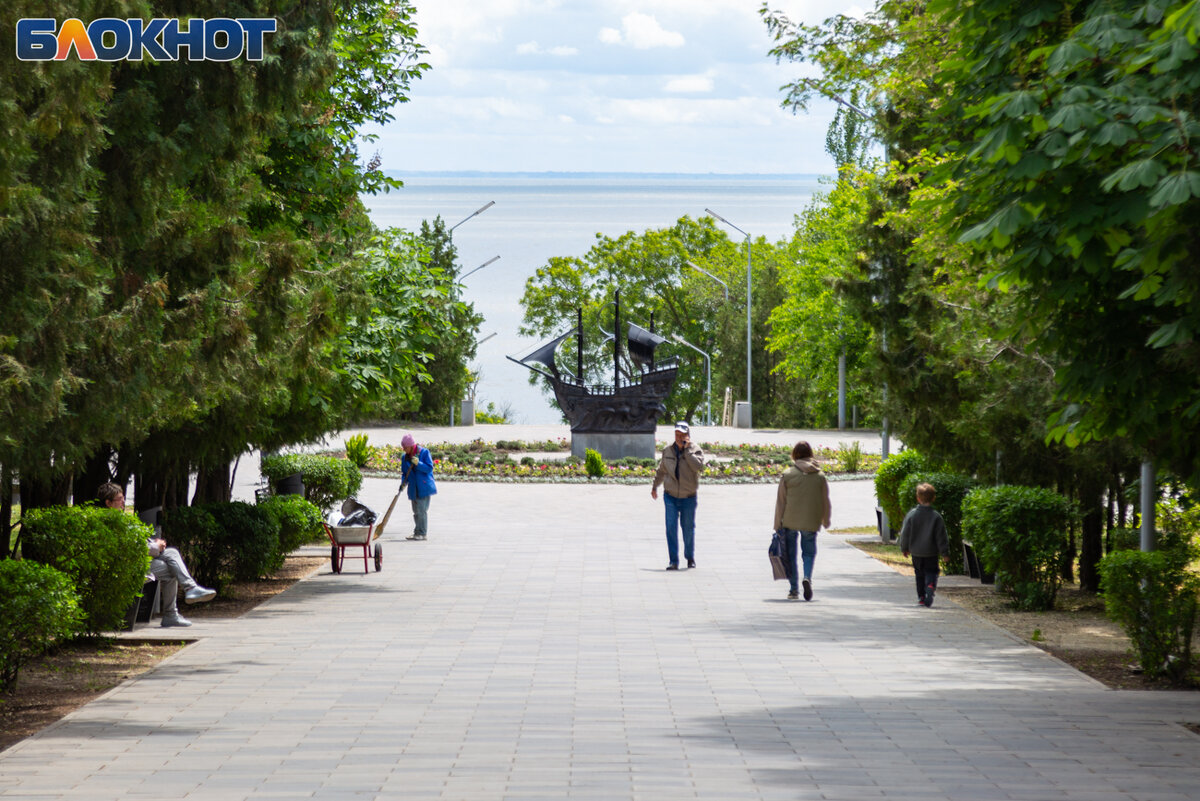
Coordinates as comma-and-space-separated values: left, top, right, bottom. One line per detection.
652, 442, 706, 498
773, 458, 832, 531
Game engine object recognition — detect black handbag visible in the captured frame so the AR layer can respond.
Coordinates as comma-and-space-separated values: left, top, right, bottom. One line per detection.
768, 530, 788, 581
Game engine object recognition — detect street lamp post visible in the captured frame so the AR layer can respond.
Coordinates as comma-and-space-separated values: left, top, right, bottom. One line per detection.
449, 200, 495, 232
704, 208, 752, 428
685, 260, 728, 302
445, 201, 494, 425
460, 255, 500, 281
672, 334, 712, 427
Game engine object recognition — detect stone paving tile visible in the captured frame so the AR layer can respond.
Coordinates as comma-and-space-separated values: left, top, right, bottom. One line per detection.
4, 481, 1200, 799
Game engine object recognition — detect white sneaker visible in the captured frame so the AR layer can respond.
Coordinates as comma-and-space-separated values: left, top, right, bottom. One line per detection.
184, 586, 216, 604
161, 614, 192, 628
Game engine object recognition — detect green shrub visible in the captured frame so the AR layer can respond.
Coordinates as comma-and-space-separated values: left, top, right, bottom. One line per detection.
344, 434, 375, 468
261, 453, 363, 512
875, 450, 928, 533
899, 471, 981, 573
1099, 545, 1199, 682
162, 505, 226, 589
22, 506, 150, 634
836, 441, 864, 473
207, 502, 280, 582
584, 448, 606, 478
962, 485, 1073, 610
165, 502, 281, 587
1109, 526, 1141, 553
520, 456, 535, 466
259, 494, 326, 556
0, 559, 84, 690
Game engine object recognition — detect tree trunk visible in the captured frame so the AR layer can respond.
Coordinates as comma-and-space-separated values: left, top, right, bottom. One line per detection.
1, 465, 12, 559
192, 462, 232, 505
1078, 487, 1104, 593
135, 466, 189, 513
73, 445, 117, 506
18, 472, 72, 512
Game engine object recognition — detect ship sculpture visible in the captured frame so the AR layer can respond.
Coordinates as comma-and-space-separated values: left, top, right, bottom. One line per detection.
508, 290, 678, 458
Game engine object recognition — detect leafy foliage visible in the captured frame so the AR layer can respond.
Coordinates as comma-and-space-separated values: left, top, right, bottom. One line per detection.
344, 434, 375, 469
584, 448, 606, 478
0, 559, 83, 691
875, 450, 929, 532
21, 506, 149, 634
519, 216, 803, 426
164, 502, 282, 588
1099, 544, 1199, 682
260, 494, 326, 552
261, 453, 362, 512
962, 486, 1074, 611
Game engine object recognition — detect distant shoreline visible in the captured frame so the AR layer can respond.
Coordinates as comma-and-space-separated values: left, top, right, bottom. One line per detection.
384, 170, 827, 181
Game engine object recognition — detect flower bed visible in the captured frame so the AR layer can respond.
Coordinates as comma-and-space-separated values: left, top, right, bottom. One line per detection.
355, 440, 879, 485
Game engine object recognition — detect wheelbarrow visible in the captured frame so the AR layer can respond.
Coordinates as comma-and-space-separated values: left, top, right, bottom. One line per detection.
323, 495, 398, 574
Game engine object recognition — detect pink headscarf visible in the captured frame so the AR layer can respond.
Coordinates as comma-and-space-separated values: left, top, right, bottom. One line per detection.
401, 433, 417, 451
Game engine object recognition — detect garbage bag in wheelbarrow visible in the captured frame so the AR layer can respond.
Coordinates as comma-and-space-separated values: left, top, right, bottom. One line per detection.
325, 498, 382, 574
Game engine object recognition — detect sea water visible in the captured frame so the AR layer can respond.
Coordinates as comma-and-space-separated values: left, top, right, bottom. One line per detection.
363, 173, 824, 424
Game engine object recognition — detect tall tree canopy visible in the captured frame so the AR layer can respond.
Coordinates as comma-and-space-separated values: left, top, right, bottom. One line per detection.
0, 1, 446, 515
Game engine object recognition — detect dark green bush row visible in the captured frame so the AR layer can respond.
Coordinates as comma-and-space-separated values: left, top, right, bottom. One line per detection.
1099, 545, 1198, 682
22, 506, 151, 634
0, 559, 84, 691
163, 496, 323, 590
260, 453, 362, 512
899, 471, 980, 574
963, 485, 1073, 610
875, 450, 929, 534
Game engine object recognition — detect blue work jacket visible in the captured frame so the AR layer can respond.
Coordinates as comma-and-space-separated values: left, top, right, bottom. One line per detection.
400, 446, 438, 500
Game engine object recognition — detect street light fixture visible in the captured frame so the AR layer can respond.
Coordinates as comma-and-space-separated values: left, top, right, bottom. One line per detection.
449, 200, 495, 232
704, 208, 752, 428
672, 334, 712, 427
685, 261, 728, 302
461, 255, 500, 281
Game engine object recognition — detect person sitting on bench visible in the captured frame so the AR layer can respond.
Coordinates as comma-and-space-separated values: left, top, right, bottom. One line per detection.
97, 482, 216, 627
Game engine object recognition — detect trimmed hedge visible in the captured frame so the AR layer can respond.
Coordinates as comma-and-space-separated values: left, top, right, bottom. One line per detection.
22, 506, 150, 634
875, 450, 928, 533
259, 493, 325, 554
962, 485, 1073, 610
0, 559, 84, 690
164, 502, 280, 589
1099, 546, 1199, 682
898, 471, 980, 573
260, 453, 362, 512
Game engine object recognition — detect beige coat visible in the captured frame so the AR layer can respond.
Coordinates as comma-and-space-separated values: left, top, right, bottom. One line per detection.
652, 442, 706, 498
773, 459, 832, 531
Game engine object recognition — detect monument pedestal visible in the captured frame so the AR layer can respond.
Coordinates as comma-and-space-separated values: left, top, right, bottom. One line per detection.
572, 432, 657, 461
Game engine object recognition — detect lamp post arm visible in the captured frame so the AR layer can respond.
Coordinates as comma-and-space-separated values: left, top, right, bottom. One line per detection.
449, 200, 495, 232
686, 261, 729, 302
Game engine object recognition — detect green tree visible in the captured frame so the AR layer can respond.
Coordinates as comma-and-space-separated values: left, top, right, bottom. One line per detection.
519, 217, 799, 425
768, 174, 875, 427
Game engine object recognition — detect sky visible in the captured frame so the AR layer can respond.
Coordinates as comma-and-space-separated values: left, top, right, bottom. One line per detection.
360, 1, 867, 175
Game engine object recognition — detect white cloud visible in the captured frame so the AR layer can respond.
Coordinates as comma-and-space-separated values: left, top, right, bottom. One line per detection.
598, 12, 685, 49
664, 74, 714, 93
516, 41, 579, 56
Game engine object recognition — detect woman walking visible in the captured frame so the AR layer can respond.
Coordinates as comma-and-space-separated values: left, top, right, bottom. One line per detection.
772, 441, 832, 600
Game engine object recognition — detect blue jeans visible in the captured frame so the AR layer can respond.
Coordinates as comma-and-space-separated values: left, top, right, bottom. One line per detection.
781, 530, 800, 593
782, 529, 818, 588
663, 492, 697, 566
411, 496, 431, 537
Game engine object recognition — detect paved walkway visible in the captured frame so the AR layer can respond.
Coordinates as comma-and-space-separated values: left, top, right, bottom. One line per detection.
5, 478, 1200, 800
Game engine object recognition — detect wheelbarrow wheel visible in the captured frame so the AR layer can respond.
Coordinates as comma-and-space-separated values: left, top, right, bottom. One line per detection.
374, 542, 383, 572
330, 544, 342, 574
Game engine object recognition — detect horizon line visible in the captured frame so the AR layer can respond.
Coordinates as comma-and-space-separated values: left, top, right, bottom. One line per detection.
384, 169, 828, 179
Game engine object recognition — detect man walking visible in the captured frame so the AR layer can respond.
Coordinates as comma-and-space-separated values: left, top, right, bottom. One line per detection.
651, 422, 706, 570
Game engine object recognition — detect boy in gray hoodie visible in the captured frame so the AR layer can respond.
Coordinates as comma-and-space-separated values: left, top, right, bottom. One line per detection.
898, 482, 949, 607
